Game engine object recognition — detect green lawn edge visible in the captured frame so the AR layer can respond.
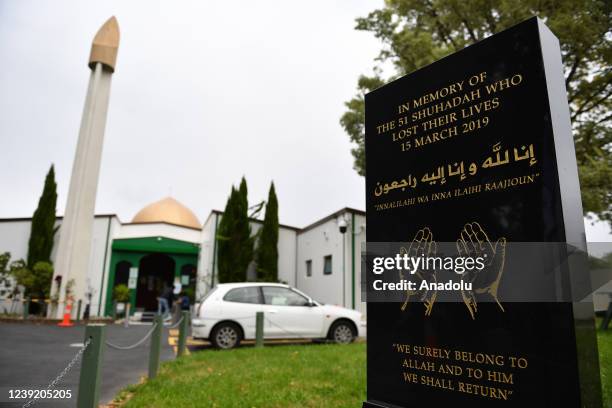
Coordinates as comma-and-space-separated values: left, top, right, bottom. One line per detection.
117, 328, 611, 408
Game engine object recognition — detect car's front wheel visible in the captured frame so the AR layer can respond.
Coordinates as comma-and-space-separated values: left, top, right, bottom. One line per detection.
329, 320, 356, 344
210, 322, 242, 349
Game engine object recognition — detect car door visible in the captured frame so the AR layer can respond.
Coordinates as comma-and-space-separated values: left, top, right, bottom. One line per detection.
260, 286, 325, 338
221, 286, 265, 339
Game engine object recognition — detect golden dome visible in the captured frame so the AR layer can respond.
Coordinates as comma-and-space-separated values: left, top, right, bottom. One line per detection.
132, 197, 201, 229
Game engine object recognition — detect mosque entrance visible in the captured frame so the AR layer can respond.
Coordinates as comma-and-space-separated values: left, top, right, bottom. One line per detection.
105, 236, 200, 317
136, 253, 175, 312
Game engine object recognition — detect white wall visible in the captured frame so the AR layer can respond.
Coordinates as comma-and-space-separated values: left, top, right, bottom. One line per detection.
0, 219, 30, 303
0, 209, 367, 316
295, 210, 366, 312
0, 220, 31, 262
352, 213, 366, 314
116, 223, 202, 243
279, 227, 297, 286
0, 216, 117, 317
296, 216, 344, 306
594, 280, 612, 313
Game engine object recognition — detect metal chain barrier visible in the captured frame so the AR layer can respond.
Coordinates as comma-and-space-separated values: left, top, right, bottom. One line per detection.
166, 315, 184, 329
21, 338, 92, 408
104, 323, 158, 350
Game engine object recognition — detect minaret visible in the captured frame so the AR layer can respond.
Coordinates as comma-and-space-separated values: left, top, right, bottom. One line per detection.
51, 17, 119, 317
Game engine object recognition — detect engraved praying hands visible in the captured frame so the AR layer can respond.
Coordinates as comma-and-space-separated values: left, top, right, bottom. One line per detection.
399, 227, 437, 316
456, 222, 506, 319
399, 222, 506, 319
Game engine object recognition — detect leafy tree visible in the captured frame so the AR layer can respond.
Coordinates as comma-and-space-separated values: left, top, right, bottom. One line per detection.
341, 0, 612, 224
11, 261, 53, 299
256, 182, 279, 282
0, 252, 14, 296
27, 165, 57, 267
217, 177, 254, 283
591, 253, 612, 270
113, 284, 130, 302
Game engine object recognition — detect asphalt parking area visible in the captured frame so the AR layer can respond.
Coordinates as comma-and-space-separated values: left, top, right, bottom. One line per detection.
0, 322, 174, 407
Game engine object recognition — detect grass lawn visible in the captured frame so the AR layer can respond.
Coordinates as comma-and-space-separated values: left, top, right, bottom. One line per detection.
119, 343, 366, 408
119, 329, 611, 408
599, 321, 612, 407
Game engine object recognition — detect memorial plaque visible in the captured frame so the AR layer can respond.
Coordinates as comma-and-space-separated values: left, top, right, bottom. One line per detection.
363, 18, 602, 407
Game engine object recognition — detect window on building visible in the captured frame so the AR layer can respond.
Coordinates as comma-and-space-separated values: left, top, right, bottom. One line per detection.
223, 287, 262, 304
262, 286, 309, 306
323, 255, 332, 275
306, 260, 312, 277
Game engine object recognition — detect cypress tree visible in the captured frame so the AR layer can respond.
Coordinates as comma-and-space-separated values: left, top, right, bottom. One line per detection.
27, 165, 57, 267
236, 177, 253, 280
238, 177, 248, 213
256, 182, 279, 282
217, 187, 237, 283
216, 177, 254, 283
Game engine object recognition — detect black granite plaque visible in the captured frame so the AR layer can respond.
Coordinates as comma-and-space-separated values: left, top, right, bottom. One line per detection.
363, 18, 602, 407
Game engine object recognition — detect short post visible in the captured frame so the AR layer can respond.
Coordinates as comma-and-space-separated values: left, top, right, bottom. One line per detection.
124, 302, 130, 328
76, 299, 82, 322
255, 311, 264, 348
148, 315, 163, 378
112, 300, 117, 320
22, 297, 29, 320
177, 311, 189, 357
77, 324, 106, 408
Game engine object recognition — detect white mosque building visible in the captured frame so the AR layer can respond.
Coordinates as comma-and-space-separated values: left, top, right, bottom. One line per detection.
0, 197, 366, 318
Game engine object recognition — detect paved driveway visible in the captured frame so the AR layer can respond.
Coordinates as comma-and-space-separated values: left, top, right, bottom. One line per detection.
0, 322, 175, 407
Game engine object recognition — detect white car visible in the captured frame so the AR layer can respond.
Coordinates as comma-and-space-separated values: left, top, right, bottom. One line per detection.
192, 282, 366, 349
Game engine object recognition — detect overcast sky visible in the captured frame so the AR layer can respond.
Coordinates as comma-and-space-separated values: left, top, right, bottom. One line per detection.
0, 0, 610, 240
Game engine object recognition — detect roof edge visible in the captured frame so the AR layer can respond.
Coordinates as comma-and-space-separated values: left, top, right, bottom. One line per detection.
207, 207, 365, 233
299, 207, 365, 233
123, 220, 202, 231
0, 214, 120, 223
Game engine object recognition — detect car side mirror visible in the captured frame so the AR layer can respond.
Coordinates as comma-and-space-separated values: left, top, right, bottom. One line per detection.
306, 300, 316, 307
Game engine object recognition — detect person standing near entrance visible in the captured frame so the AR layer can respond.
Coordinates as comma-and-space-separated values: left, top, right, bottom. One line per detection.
157, 284, 173, 318
178, 292, 190, 311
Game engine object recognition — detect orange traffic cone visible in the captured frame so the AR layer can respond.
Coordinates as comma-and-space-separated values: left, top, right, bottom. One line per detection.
58, 301, 74, 327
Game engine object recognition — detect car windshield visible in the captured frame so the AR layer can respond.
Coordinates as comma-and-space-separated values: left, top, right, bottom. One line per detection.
290, 287, 320, 305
